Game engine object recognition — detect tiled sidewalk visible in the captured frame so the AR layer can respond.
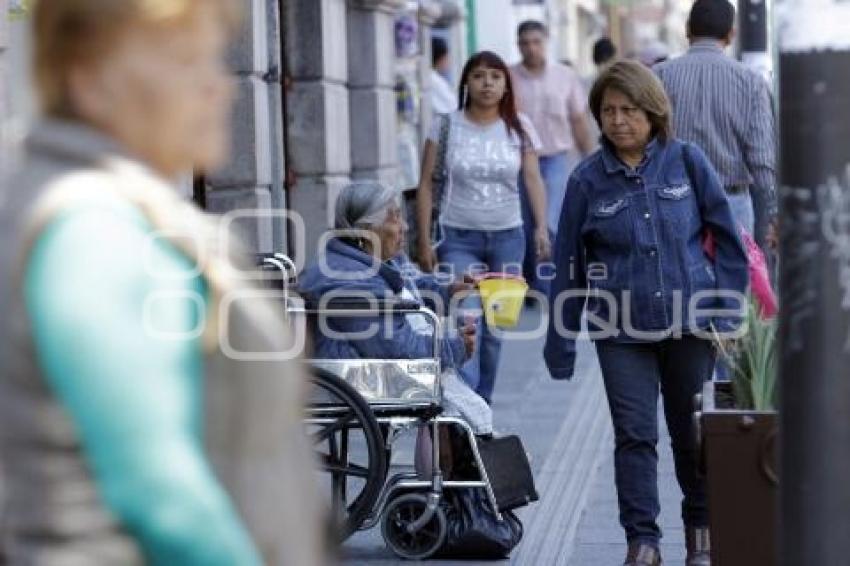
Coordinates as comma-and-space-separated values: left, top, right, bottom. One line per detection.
568, 420, 688, 566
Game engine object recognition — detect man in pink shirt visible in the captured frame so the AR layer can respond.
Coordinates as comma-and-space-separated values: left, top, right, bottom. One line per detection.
510, 20, 594, 298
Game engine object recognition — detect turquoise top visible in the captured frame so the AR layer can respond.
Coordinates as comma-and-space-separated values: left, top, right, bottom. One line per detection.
24, 197, 262, 566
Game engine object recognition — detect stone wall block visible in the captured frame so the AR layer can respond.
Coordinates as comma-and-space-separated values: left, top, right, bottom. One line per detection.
265, 0, 282, 73
288, 81, 350, 175
226, 0, 269, 74
205, 186, 274, 253
349, 88, 397, 171
350, 166, 401, 190
288, 0, 347, 82
347, 8, 395, 88
288, 175, 351, 264
208, 77, 272, 187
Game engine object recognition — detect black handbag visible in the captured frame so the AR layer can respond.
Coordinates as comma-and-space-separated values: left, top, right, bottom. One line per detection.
477, 435, 539, 511
437, 488, 523, 559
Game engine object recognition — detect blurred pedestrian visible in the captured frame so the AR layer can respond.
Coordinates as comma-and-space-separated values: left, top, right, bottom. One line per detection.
593, 37, 618, 72
416, 50, 550, 404
0, 1, 323, 564
637, 40, 669, 67
544, 61, 749, 566
431, 37, 456, 116
654, 0, 777, 250
511, 20, 594, 301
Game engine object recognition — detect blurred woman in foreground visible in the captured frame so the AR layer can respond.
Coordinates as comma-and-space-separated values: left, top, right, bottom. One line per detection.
0, 1, 323, 564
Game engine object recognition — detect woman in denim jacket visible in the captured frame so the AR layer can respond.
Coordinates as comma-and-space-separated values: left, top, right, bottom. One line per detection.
544, 61, 749, 566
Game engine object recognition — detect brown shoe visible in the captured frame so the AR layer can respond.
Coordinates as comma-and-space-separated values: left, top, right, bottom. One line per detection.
686, 527, 711, 565
624, 543, 662, 566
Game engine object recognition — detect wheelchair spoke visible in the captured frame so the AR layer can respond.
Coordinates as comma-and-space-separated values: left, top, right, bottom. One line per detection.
311, 410, 356, 444
340, 428, 349, 503
320, 457, 370, 478
329, 431, 346, 519
307, 367, 389, 542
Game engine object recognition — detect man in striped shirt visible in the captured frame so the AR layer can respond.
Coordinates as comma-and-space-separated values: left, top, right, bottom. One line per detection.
654, 0, 777, 247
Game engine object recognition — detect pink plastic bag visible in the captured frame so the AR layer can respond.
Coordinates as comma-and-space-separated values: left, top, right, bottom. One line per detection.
703, 228, 777, 319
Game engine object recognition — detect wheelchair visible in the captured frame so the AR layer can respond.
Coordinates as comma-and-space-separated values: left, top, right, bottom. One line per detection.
258, 253, 503, 560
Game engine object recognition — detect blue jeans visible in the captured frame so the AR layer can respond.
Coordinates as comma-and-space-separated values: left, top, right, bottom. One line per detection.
595, 336, 715, 546
437, 226, 525, 403
519, 151, 576, 295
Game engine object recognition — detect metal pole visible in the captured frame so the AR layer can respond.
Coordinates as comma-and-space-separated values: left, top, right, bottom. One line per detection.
778, 2, 850, 564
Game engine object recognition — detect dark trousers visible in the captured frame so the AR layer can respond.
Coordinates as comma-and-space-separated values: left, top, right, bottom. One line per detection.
595, 335, 715, 546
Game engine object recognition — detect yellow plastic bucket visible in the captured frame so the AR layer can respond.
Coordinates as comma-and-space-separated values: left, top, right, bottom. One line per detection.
478, 276, 528, 329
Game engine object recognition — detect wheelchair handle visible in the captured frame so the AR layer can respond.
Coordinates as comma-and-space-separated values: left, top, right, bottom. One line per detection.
257, 253, 297, 298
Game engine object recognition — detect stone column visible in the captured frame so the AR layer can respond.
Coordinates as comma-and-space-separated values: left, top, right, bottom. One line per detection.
0, 0, 8, 556
0, 0, 9, 176
346, 0, 403, 189
206, 0, 282, 254
286, 0, 351, 265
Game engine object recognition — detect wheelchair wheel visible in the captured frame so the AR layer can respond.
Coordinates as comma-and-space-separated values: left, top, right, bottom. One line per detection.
381, 493, 447, 560
306, 368, 388, 542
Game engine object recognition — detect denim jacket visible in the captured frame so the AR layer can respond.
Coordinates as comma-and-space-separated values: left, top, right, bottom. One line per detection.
544, 138, 749, 380
298, 237, 466, 370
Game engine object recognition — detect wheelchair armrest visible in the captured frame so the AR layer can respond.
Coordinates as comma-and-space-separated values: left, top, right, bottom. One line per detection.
303, 297, 422, 314
292, 298, 443, 361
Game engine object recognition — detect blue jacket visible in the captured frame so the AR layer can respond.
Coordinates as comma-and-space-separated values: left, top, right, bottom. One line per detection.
544, 138, 749, 380
298, 238, 466, 369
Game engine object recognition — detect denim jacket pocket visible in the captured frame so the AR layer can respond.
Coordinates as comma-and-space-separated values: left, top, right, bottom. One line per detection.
658, 183, 692, 201
590, 197, 632, 246
656, 183, 696, 233
594, 198, 629, 217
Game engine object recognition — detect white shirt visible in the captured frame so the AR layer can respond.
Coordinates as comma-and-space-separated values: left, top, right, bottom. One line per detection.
428, 111, 542, 231
430, 69, 457, 116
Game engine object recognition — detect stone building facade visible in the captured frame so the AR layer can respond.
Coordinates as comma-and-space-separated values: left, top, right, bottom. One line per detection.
202, 0, 466, 267
203, 0, 288, 255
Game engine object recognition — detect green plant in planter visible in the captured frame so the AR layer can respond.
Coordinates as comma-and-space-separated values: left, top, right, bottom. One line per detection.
714, 301, 777, 411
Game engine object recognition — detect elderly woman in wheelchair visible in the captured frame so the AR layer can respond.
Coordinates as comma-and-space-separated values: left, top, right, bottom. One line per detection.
294, 181, 519, 559
298, 181, 492, 434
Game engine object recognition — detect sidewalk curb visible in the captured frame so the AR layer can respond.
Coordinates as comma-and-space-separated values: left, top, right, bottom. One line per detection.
512, 365, 613, 566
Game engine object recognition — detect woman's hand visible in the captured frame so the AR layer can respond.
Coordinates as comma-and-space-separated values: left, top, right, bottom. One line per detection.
521, 151, 551, 261
448, 274, 475, 297
417, 242, 438, 272
534, 227, 552, 261
765, 217, 779, 251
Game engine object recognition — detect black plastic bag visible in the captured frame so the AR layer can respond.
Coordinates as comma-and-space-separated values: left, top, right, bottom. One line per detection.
477, 435, 539, 511
436, 489, 523, 559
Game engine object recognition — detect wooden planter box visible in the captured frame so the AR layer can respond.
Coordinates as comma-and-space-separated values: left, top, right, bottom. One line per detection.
695, 381, 778, 566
